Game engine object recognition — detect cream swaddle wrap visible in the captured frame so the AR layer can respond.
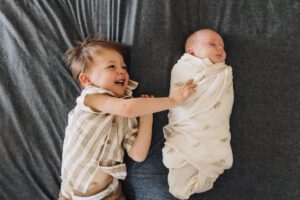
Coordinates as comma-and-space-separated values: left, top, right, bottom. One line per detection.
163, 53, 234, 199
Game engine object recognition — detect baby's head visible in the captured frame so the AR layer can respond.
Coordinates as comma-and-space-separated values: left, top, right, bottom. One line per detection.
185, 29, 226, 63
64, 38, 129, 97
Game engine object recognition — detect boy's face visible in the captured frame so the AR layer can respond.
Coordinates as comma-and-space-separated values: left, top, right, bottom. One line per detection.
84, 49, 129, 97
191, 31, 226, 63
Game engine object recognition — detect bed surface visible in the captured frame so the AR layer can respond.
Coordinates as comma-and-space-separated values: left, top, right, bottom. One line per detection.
0, 1, 299, 199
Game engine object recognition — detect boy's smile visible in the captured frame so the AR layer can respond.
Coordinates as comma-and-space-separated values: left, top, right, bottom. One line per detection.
115, 78, 125, 86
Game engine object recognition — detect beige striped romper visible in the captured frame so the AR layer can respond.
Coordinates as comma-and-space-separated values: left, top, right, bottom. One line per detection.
60, 81, 138, 199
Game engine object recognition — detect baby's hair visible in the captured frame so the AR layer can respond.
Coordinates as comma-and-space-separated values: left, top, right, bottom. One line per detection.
64, 38, 127, 84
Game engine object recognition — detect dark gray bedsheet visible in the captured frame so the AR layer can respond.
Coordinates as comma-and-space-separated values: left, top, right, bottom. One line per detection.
0, 1, 299, 200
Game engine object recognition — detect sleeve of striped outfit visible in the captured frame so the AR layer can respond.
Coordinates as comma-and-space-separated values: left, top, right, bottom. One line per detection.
76, 86, 115, 113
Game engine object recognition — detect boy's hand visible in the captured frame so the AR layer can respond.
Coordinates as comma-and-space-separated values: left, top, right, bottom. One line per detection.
169, 79, 196, 106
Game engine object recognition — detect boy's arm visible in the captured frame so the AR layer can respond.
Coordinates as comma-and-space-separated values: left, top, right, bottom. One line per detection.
84, 79, 196, 118
127, 114, 153, 162
85, 95, 174, 117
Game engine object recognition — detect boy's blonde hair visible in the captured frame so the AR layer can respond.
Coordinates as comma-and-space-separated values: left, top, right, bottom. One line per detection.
64, 38, 127, 85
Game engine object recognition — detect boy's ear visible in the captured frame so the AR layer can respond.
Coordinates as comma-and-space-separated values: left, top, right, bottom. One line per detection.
187, 48, 195, 56
79, 73, 92, 86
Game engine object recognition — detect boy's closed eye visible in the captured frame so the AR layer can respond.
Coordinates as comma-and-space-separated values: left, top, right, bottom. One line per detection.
107, 65, 115, 69
106, 65, 127, 71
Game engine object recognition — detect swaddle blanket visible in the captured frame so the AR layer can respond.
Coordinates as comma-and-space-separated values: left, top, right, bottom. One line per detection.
163, 53, 234, 199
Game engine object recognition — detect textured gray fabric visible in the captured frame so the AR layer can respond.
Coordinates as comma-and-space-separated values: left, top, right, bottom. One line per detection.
0, 0, 299, 200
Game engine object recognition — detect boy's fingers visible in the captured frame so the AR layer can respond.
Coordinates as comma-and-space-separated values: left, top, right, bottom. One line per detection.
185, 88, 196, 97
184, 86, 196, 94
187, 83, 197, 89
184, 79, 193, 85
183, 80, 196, 89
183, 83, 196, 92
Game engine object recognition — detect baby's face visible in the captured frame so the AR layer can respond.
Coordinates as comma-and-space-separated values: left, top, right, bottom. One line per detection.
191, 31, 226, 63
86, 49, 129, 97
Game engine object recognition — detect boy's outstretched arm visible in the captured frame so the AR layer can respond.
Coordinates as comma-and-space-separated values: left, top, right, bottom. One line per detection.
84, 80, 196, 118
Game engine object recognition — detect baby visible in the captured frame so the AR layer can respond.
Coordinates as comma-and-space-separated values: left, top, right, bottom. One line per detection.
58, 38, 196, 200
163, 29, 234, 199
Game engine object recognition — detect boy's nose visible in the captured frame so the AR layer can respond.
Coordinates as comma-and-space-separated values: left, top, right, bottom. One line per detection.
117, 68, 126, 74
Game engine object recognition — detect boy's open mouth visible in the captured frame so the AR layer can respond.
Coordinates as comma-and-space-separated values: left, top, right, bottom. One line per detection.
115, 79, 125, 86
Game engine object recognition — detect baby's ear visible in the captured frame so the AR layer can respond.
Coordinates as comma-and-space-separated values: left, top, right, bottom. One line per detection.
187, 48, 195, 56
79, 73, 92, 86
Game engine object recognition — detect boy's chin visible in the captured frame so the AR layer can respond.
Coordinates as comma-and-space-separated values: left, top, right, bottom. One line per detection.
114, 90, 126, 97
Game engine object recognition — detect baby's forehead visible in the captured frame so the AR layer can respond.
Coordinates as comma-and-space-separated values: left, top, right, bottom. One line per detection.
185, 29, 224, 50
196, 30, 223, 42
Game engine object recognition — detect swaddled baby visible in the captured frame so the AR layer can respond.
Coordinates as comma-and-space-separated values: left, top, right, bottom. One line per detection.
163, 29, 234, 199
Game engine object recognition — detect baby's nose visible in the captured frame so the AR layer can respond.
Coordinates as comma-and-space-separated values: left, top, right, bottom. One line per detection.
217, 46, 224, 52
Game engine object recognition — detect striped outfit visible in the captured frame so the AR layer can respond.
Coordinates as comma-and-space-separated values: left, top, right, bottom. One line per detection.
60, 80, 138, 195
